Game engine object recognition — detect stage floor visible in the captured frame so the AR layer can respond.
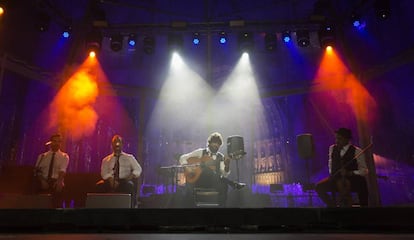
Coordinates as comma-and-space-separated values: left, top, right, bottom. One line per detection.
1, 207, 413, 235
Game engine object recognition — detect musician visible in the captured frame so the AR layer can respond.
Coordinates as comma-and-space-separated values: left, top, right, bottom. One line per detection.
33, 134, 69, 207
96, 135, 142, 208
315, 128, 369, 207
179, 132, 245, 207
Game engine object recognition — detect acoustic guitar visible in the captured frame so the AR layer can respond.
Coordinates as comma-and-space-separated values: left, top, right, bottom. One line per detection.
183, 155, 228, 184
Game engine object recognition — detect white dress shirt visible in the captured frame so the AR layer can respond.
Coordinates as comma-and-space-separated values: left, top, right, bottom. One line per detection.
100, 151, 142, 180
35, 150, 69, 179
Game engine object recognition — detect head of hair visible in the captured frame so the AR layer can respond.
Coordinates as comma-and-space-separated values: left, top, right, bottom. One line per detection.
207, 132, 223, 146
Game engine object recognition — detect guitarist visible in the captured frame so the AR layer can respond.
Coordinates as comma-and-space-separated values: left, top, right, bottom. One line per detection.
179, 132, 245, 207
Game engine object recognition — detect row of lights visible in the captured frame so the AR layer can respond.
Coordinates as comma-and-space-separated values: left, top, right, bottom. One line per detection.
86, 28, 336, 57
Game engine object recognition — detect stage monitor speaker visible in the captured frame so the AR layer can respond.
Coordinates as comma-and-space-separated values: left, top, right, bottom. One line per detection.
85, 193, 131, 208
297, 133, 315, 159
227, 135, 246, 158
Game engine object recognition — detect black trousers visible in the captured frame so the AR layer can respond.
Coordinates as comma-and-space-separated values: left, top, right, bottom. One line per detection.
96, 179, 137, 207
315, 175, 369, 207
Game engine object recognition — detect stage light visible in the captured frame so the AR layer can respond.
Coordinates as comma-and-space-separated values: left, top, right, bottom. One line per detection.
296, 30, 310, 47
86, 30, 102, 57
375, 0, 390, 20
238, 32, 254, 52
143, 35, 155, 54
0, 6, 4, 17
128, 34, 136, 47
318, 25, 335, 49
168, 33, 183, 52
282, 31, 291, 43
351, 13, 366, 30
110, 33, 123, 52
192, 32, 200, 45
62, 26, 72, 38
219, 31, 227, 44
264, 32, 277, 51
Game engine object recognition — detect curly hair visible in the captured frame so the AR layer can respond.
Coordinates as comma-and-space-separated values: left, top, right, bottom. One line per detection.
207, 132, 223, 146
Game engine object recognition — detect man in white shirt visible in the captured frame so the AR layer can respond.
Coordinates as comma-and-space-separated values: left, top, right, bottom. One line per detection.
179, 132, 245, 207
315, 128, 369, 207
96, 135, 142, 207
34, 134, 69, 207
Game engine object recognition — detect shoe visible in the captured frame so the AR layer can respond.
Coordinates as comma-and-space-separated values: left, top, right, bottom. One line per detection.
233, 182, 246, 190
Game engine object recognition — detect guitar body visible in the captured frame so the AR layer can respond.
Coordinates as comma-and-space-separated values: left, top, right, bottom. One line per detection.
184, 155, 216, 184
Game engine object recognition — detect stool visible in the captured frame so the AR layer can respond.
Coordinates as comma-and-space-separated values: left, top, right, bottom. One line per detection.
85, 193, 132, 208
193, 188, 220, 207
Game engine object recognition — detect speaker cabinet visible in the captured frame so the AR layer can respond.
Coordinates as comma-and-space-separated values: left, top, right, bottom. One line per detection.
296, 134, 315, 159
85, 193, 131, 208
227, 135, 246, 158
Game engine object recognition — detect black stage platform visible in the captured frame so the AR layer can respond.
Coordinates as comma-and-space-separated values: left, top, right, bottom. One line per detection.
1, 207, 413, 234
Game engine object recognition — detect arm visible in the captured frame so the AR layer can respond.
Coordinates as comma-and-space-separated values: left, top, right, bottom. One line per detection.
128, 154, 142, 179
179, 148, 203, 165
219, 154, 231, 177
101, 156, 113, 180
328, 145, 334, 175
353, 147, 368, 176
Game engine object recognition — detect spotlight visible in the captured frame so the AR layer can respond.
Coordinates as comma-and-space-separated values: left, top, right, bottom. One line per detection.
264, 32, 277, 51
86, 30, 102, 57
375, 0, 390, 20
318, 24, 335, 49
351, 13, 366, 30
296, 30, 310, 47
282, 31, 291, 43
110, 33, 123, 52
168, 33, 183, 51
0, 6, 5, 17
128, 33, 136, 47
62, 26, 72, 38
238, 32, 254, 52
34, 11, 51, 32
143, 35, 155, 54
219, 31, 227, 44
192, 32, 200, 45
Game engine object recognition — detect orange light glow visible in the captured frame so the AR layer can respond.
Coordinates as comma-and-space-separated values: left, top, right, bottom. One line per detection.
49, 58, 100, 140
0, 7, 4, 16
326, 46, 333, 52
312, 48, 377, 125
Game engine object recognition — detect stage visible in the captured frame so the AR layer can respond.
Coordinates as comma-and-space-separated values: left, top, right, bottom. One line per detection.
1, 207, 413, 234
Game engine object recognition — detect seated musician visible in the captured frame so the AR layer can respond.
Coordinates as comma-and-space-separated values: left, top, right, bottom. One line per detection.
33, 134, 69, 207
315, 128, 369, 207
96, 135, 142, 208
179, 132, 245, 207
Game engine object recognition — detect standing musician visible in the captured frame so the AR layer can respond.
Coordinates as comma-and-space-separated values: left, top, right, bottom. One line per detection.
33, 134, 69, 207
179, 132, 245, 207
315, 128, 369, 207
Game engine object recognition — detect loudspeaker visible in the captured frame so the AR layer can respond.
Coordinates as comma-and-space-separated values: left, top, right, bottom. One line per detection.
227, 135, 246, 158
297, 133, 315, 159
85, 193, 131, 208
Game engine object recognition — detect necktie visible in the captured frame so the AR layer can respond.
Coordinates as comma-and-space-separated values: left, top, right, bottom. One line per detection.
114, 155, 120, 181
47, 152, 56, 181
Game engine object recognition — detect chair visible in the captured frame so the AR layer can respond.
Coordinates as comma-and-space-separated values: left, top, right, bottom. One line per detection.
193, 187, 220, 207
